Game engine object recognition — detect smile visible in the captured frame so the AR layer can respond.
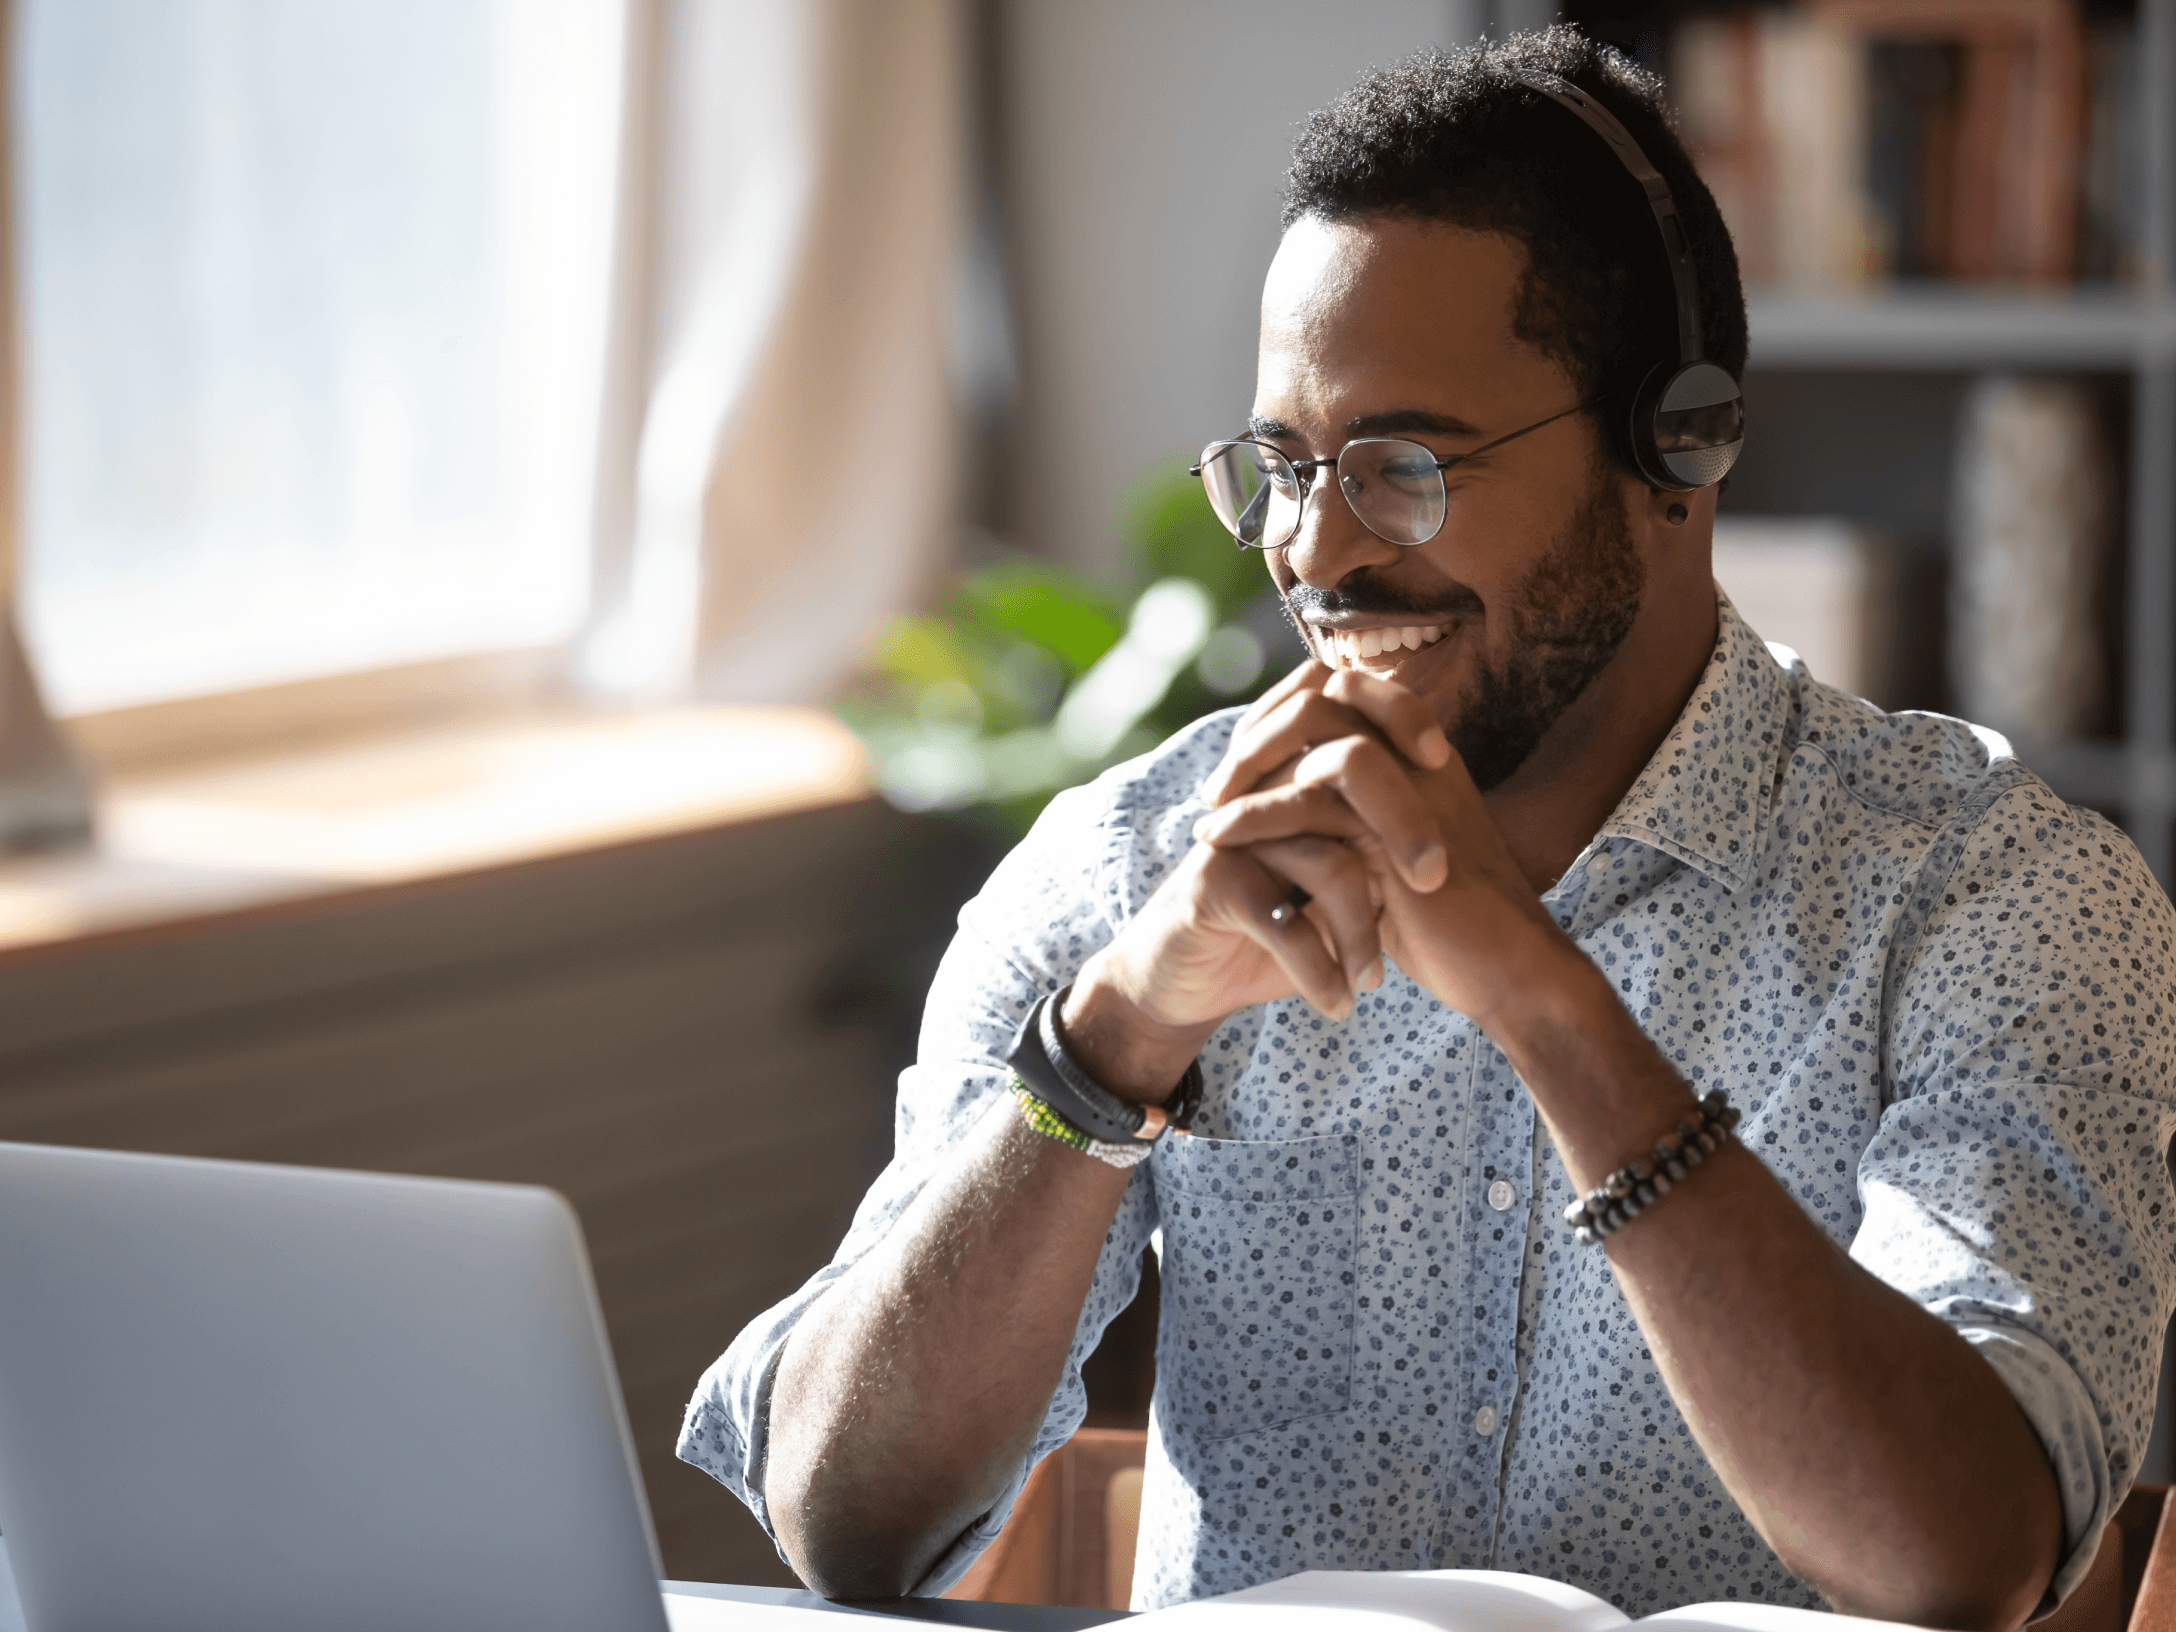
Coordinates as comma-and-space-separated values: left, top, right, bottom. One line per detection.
1314, 623, 1447, 669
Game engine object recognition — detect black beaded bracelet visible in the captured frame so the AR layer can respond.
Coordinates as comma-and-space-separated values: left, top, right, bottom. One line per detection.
1562, 1088, 1740, 1246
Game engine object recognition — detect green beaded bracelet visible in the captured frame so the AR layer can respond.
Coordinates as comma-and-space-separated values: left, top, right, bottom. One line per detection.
1009, 1080, 1151, 1169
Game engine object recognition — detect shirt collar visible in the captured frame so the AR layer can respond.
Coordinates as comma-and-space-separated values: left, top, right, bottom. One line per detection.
1587, 590, 1793, 895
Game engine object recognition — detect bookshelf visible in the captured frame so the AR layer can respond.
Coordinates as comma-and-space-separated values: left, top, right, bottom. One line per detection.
1743, 278, 2176, 883
1748, 289, 2176, 368
1570, 0, 2176, 884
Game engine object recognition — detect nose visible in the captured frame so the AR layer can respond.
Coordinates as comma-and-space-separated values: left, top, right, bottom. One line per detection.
1278, 464, 1403, 590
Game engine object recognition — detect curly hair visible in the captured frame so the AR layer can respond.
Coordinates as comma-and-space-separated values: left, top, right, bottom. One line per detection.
1284, 27, 1748, 441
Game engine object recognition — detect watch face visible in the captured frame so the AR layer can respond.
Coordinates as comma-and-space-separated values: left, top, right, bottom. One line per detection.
1166, 1060, 1206, 1134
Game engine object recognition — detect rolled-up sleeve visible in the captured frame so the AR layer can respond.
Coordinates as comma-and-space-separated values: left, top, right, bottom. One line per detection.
1856, 790, 2176, 1610
677, 719, 1228, 1588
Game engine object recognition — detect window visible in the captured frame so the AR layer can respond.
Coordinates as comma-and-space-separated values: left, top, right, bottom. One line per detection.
17, 0, 624, 716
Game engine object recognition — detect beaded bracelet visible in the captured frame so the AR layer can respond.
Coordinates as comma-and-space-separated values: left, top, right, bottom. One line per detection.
1010, 1080, 1152, 1170
1562, 1088, 1740, 1245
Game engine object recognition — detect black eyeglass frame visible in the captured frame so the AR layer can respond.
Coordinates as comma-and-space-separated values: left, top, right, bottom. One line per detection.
1191, 396, 1603, 550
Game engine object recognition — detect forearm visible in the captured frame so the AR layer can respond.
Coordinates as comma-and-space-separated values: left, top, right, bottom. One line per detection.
766, 1100, 1133, 1598
1494, 951, 2062, 1629
1608, 1148, 2059, 1627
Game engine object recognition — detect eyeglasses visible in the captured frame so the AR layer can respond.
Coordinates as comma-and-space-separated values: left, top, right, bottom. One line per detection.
1191, 399, 1598, 550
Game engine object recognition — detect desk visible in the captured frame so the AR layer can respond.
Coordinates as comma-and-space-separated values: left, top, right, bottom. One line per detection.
0, 1543, 1123, 1632
666, 1580, 1127, 1629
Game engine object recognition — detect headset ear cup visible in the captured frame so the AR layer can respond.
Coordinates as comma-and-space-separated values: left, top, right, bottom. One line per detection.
1626, 360, 1681, 490
1636, 360, 1745, 491
1599, 378, 1646, 482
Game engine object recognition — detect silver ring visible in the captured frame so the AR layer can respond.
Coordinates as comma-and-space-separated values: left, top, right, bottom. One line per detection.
1268, 884, 1313, 925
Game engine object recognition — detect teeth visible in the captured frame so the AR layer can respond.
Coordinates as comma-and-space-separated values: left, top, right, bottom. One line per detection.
1321, 626, 1446, 667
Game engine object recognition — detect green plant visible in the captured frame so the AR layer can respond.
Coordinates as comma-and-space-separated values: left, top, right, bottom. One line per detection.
836, 458, 1288, 834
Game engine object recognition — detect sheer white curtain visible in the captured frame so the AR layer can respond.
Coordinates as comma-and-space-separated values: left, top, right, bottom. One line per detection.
578, 0, 964, 706
0, 0, 93, 850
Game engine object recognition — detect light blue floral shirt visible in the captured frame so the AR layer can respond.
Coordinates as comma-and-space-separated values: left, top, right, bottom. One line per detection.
681, 594, 2176, 1616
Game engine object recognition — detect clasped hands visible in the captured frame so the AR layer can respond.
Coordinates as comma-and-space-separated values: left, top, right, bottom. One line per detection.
1067, 659, 1577, 1099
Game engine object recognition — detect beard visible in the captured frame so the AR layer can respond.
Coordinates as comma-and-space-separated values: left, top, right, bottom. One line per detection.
1281, 469, 1645, 792
1453, 476, 1644, 790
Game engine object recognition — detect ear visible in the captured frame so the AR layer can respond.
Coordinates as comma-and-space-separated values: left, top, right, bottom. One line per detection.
1638, 481, 1716, 537
1630, 481, 1717, 612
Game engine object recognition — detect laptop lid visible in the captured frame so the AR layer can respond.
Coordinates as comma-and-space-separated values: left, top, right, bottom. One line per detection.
0, 1141, 671, 1632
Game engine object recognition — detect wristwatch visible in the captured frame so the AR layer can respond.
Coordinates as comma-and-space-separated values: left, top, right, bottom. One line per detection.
1007, 986, 1203, 1144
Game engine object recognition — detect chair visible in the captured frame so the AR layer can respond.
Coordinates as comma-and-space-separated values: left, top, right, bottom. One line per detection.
2047, 1482, 2176, 1632
943, 1427, 1148, 1611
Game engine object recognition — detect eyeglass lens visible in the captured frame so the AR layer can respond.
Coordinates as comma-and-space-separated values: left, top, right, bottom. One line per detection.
1196, 438, 1448, 550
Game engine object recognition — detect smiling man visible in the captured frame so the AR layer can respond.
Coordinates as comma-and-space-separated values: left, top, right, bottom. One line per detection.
680, 30, 2176, 1627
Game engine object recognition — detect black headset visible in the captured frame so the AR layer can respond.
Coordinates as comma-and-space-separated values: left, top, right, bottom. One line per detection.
1510, 71, 1745, 492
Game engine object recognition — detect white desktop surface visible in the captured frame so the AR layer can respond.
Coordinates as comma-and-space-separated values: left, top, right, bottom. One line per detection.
662, 1589, 885, 1629
0, 1537, 877, 1631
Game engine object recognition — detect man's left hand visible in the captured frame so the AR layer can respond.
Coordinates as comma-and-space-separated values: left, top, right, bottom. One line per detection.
1196, 661, 1571, 1034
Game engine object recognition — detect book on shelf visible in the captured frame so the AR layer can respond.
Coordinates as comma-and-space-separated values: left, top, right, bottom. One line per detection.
1123, 1568, 1923, 1631
2078, 15, 2146, 284
1709, 379, 2112, 752
1948, 374, 2110, 749
1675, 8, 1875, 288
1673, 0, 2139, 291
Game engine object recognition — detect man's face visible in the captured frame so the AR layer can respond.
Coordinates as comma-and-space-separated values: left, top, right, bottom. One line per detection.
1253, 215, 1653, 792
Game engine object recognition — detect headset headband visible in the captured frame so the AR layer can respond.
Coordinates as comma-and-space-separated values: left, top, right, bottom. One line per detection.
1508, 71, 1703, 368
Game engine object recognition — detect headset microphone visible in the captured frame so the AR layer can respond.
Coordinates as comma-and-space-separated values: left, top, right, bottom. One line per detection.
1509, 71, 1745, 492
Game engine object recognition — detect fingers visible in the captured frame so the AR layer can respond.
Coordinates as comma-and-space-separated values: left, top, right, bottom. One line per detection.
1199, 783, 1375, 848
1235, 654, 1330, 734
1203, 836, 1382, 1018
1205, 667, 1332, 805
1205, 669, 1449, 807
1321, 668, 1452, 769
1205, 686, 1356, 805
1195, 737, 1449, 892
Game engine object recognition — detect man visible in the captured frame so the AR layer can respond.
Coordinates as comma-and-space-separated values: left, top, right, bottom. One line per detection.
680, 30, 2176, 1627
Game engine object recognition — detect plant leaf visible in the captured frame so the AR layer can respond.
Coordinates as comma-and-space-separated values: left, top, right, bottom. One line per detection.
964, 562, 1124, 672
1126, 458, 1269, 617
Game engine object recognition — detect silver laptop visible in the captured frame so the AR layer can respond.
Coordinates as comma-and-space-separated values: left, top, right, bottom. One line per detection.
0, 1141, 672, 1632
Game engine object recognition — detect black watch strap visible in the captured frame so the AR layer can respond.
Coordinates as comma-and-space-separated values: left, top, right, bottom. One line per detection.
1007, 987, 1203, 1145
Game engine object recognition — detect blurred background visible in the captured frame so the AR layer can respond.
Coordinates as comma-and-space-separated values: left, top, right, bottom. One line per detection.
0, 0, 2164, 1592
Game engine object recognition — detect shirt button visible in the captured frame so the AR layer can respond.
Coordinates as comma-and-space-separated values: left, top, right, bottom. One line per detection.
1474, 1405, 1498, 1436
1487, 1179, 1516, 1211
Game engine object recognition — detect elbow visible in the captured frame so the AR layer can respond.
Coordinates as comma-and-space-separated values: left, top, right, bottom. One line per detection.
1807, 1569, 2044, 1632
1874, 1581, 2046, 1632
784, 1542, 926, 1604
778, 1514, 957, 1602
1931, 1548, 2059, 1632
1789, 1530, 2055, 1632
767, 1454, 962, 1602
1886, 1588, 2039, 1632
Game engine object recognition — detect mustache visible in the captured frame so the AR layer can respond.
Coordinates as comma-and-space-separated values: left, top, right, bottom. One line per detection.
1281, 576, 1484, 621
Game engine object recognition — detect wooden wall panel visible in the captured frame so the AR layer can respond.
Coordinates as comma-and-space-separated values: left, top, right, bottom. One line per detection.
0, 798, 936, 1587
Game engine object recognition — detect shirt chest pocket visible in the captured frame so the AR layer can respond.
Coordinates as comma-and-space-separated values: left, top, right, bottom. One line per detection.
1153, 1132, 1358, 1440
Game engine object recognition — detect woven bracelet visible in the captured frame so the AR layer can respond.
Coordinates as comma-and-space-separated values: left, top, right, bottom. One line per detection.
1010, 1080, 1152, 1170
1562, 1087, 1740, 1246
